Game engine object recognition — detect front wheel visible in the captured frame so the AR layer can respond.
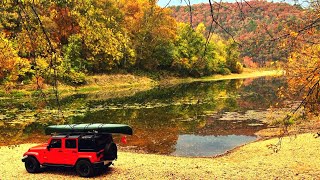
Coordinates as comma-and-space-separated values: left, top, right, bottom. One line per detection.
25, 156, 40, 173
76, 160, 94, 177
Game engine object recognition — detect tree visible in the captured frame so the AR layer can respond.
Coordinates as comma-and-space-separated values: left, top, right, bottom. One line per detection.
173, 23, 236, 76
0, 33, 30, 90
120, 0, 177, 70
225, 40, 243, 74
172, 23, 207, 76
73, 0, 135, 72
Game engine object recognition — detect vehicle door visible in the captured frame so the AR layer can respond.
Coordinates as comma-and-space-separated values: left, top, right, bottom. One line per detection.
63, 139, 78, 165
46, 138, 65, 164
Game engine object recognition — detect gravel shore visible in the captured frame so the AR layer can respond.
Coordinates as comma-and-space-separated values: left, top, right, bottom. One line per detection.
1, 133, 320, 179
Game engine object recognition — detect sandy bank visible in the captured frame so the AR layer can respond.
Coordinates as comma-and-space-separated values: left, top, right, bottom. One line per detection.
159, 69, 283, 86
1, 133, 320, 179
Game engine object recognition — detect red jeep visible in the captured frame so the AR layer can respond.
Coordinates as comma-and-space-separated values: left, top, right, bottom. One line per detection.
22, 124, 132, 177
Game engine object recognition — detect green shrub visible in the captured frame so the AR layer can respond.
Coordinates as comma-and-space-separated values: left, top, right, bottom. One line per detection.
235, 62, 244, 74
218, 68, 231, 75
62, 70, 86, 86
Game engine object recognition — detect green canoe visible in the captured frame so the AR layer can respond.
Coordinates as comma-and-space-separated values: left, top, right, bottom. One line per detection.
45, 123, 133, 135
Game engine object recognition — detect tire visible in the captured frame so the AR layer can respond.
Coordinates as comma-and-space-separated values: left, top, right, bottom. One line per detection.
24, 156, 40, 173
76, 159, 94, 177
104, 142, 117, 160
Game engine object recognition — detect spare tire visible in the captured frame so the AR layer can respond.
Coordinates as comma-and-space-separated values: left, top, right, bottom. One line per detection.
104, 142, 117, 160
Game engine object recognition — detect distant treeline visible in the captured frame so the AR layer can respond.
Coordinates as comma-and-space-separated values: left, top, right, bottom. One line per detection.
170, 1, 306, 65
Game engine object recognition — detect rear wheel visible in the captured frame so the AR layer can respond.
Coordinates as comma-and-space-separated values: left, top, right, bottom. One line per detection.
25, 156, 40, 173
76, 160, 94, 177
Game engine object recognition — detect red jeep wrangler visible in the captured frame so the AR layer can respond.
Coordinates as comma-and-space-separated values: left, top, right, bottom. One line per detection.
22, 124, 132, 177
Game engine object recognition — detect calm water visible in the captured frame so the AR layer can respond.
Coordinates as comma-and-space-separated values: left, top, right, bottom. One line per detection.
0, 77, 282, 157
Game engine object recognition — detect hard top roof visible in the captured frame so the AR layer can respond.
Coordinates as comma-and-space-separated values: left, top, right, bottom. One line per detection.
51, 133, 110, 139
51, 134, 81, 139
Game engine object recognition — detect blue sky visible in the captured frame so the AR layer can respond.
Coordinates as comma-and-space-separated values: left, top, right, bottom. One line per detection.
157, 0, 300, 7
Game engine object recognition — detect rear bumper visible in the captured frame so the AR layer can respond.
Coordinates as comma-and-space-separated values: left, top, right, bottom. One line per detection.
93, 160, 113, 168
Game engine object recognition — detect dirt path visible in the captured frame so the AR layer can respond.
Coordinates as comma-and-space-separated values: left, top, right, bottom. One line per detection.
1, 133, 320, 179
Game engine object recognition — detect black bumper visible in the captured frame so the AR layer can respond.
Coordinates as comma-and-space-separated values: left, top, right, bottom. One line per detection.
93, 161, 112, 169
22, 155, 28, 162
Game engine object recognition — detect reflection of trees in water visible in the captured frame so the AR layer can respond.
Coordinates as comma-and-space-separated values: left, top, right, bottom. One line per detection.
0, 122, 49, 146
238, 77, 284, 110
0, 77, 284, 153
195, 119, 267, 136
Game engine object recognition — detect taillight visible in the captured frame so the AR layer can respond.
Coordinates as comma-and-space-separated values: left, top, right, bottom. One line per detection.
121, 136, 127, 144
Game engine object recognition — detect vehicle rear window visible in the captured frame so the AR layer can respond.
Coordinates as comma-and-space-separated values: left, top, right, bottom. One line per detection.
65, 139, 77, 149
78, 134, 113, 152
78, 138, 96, 152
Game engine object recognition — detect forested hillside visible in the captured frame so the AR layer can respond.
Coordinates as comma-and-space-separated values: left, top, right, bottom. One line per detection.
170, 1, 306, 65
0, 0, 243, 90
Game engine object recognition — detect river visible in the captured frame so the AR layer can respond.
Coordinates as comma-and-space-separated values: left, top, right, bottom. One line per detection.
0, 77, 283, 157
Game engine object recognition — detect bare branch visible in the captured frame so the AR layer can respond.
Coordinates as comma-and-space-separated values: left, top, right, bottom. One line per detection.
29, 2, 63, 118
208, 0, 238, 45
183, 0, 193, 28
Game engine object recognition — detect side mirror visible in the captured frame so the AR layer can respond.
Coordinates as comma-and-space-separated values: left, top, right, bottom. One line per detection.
47, 145, 51, 151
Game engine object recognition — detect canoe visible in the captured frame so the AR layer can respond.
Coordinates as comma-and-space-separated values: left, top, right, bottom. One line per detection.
45, 123, 133, 135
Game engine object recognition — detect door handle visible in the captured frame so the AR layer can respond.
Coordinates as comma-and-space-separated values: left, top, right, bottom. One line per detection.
58, 150, 63, 152
72, 151, 77, 153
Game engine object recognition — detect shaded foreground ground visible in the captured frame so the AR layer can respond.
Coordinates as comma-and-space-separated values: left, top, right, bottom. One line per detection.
1, 133, 320, 179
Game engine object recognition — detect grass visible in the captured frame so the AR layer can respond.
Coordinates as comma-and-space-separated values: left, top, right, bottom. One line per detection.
0, 68, 282, 98
159, 68, 283, 86
202, 69, 283, 81
76, 87, 101, 93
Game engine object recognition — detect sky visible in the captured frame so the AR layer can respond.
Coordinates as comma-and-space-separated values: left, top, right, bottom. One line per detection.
157, 0, 301, 7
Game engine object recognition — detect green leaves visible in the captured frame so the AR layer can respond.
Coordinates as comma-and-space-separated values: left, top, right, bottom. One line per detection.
173, 23, 242, 77
74, 0, 135, 72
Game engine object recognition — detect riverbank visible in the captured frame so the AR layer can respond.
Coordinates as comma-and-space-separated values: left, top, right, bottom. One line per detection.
0, 68, 283, 97
1, 133, 319, 179
159, 68, 283, 86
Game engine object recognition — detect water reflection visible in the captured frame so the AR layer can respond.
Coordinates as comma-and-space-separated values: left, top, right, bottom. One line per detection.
0, 77, 284, 157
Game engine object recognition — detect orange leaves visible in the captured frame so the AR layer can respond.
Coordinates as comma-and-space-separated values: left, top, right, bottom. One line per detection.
49, 5, 79, 45
283, 42, 320, 114
243, 56, 258, 68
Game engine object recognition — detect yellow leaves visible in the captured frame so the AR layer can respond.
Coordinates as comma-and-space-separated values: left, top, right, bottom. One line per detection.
288, 52, 298, 63
0, 33, 31, 90
0, 33, 18, 79
289, 30, 298, 38
195, 23, 206, 34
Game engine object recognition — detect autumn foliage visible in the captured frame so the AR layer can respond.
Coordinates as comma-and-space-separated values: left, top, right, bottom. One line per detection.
0, 33, 30, 90
170, 1, 306, 65
2, 0, 316, 94
0, 0, 244, 88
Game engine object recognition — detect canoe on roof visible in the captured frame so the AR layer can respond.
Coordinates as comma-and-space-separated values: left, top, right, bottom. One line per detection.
45, 123, 133, 135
